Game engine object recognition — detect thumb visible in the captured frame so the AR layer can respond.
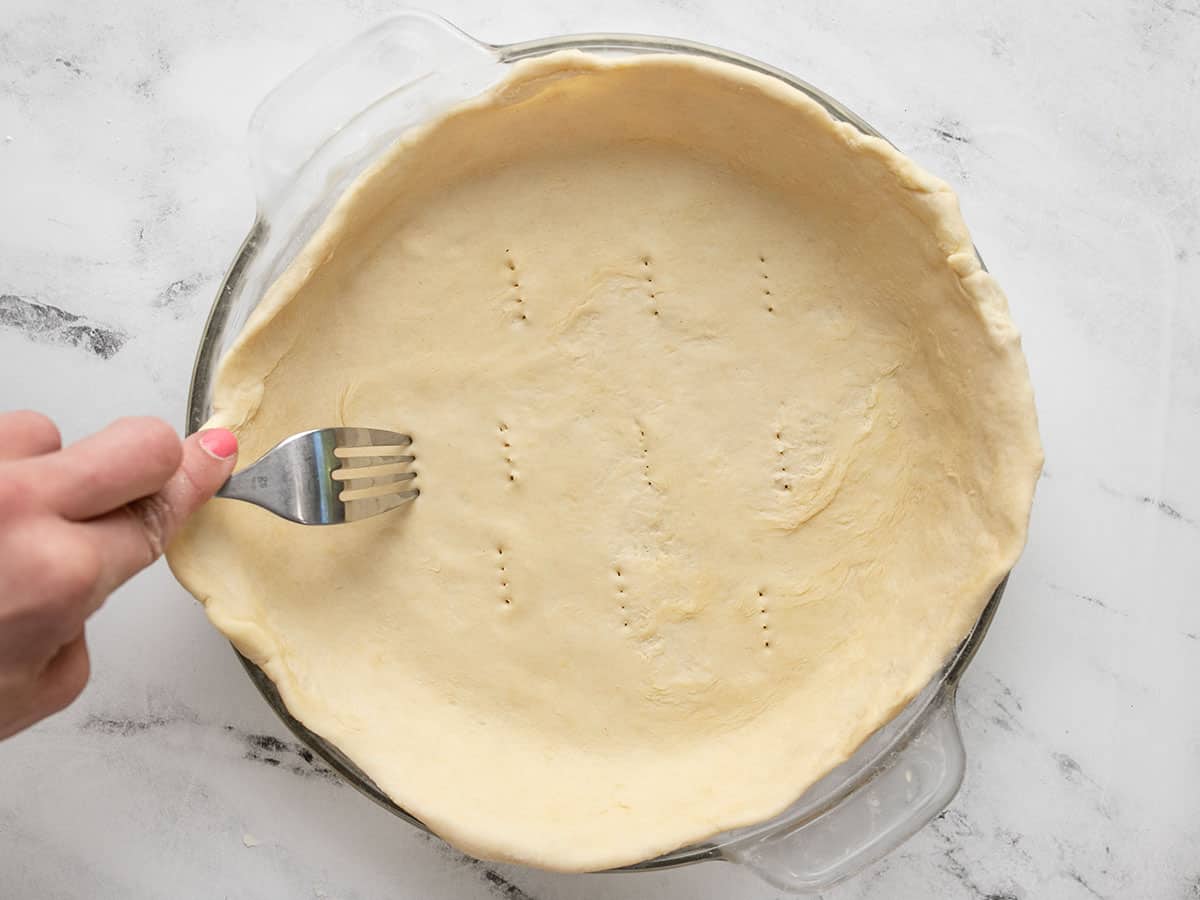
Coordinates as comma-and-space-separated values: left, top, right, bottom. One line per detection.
162, 428, 240, 537
78, 428, 239, 605
123, 427, 238, 558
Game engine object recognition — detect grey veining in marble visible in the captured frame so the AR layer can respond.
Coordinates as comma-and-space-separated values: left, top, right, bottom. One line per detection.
1, 0, 1198, 898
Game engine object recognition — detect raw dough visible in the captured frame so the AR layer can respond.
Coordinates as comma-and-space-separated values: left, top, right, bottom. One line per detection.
168, 52, 1042, 871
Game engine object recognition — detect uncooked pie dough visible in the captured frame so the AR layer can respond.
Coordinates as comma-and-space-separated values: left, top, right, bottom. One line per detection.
167, 52, 1042, 871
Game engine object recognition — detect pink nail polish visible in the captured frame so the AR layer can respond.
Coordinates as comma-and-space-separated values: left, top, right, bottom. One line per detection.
198, 428, 238, 460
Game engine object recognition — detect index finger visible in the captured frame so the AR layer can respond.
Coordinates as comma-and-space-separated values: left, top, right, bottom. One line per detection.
79, 428, 238, 598
0, 410, 62, 461
18, 417, 182, 521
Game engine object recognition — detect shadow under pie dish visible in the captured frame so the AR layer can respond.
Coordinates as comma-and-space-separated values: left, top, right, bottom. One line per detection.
169, 14, 1042, 889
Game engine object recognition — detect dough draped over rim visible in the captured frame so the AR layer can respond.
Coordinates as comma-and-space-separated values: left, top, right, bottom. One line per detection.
168, 51, 1042, 871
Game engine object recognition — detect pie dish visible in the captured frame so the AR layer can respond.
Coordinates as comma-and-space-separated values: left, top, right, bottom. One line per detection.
170, 14, 1041, 890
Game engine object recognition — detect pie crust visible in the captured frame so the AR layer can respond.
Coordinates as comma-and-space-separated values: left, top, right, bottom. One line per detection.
168, 51, 1042, 871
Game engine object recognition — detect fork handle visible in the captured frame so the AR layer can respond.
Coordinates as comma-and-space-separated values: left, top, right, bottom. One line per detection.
216, 460, 326, 523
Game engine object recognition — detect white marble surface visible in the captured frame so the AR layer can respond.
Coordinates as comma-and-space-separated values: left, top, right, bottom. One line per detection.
2, 0, 1198, 897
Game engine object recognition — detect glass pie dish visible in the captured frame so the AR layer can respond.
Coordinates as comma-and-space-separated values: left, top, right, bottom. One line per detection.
185, 11, 1007, 893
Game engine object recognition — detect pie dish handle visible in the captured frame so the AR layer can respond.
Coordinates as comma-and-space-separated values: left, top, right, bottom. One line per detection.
724, 687, 965, 893
245, 10, 498, 212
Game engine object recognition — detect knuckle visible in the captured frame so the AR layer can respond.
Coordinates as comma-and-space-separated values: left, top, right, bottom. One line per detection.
0, 475, 29, 517
42, 533, 102, 604
44, 649, 90, 715
67, 654, 90, 701
12, 410, 61, 452
0, 524, 91, 645
125, 493, 173, 561
121, 417, 182, 475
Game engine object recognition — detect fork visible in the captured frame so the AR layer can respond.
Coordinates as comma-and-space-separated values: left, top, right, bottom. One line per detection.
214, 427, 418, 524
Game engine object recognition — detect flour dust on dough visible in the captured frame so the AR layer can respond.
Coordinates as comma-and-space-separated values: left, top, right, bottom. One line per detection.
167, 52, 1042, 871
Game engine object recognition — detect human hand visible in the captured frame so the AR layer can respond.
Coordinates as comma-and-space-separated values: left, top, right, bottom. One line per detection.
0, 412, 237, 740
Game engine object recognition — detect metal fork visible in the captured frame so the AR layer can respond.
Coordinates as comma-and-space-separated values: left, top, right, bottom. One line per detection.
215, 427, 417, 524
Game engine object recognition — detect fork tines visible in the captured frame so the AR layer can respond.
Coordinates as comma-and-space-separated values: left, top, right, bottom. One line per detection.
332, 433, 418, 511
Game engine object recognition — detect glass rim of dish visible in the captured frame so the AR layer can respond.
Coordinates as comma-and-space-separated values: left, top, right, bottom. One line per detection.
186, 20, 1005, 878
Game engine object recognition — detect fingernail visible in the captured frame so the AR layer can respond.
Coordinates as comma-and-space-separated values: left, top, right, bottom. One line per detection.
198, 428, 238, 460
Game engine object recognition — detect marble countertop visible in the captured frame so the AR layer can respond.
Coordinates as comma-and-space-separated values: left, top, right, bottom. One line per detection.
2, 0, 1198, 897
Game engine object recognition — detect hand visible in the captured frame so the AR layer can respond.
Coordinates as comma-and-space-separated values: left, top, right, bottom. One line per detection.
0, 412, 238, 740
